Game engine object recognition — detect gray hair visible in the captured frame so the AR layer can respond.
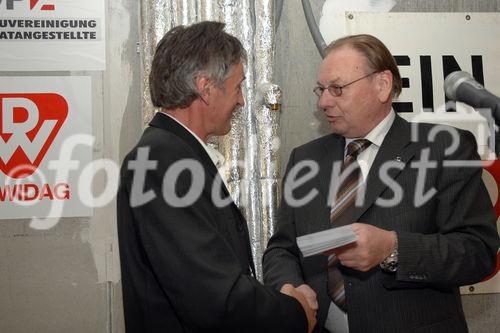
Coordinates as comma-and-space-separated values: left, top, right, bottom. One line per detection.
149, 21, 247, 109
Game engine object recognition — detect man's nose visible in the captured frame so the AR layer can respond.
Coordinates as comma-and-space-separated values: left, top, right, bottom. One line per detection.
318, 90, 336, 110
238, 91, 245, 107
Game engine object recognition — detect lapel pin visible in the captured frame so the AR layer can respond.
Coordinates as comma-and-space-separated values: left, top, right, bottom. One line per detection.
395, 156, 402, 162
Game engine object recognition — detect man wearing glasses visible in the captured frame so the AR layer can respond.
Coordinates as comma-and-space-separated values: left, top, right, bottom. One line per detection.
263, 34, 499, 332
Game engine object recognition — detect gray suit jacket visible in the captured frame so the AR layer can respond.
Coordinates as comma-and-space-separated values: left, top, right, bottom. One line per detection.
263, 115, 500, 333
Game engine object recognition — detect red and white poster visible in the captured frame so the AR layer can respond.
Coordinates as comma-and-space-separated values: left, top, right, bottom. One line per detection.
0, 0, 105, 70
0, 76, 92, 220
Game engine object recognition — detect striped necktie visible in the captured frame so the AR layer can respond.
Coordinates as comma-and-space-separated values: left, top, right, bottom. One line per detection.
327, 138, 371, 312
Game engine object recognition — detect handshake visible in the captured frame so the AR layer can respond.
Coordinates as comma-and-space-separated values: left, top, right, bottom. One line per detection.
280, 283, 318, 333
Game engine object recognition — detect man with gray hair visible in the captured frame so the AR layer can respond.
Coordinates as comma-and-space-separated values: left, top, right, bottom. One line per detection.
117, 21, 316, 332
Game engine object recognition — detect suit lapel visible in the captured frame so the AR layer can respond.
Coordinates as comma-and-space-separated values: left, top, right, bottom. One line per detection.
149, 112, 220, 180
312, 134, 345, 232
149, 112, 256, 276
150, 113, 234, 201
353, 115, 419, 221
317, 134, 345, 204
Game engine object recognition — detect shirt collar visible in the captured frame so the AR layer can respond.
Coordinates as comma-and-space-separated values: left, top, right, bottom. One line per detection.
345, 109, 395, 149
159, 111, 225, 169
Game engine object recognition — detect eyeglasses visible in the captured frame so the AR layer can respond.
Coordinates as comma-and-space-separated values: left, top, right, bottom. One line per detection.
313, 71, 379, 97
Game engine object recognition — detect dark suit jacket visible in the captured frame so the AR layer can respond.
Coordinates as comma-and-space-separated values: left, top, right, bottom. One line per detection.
263, 115, 500, 333
117, 113, 307, 332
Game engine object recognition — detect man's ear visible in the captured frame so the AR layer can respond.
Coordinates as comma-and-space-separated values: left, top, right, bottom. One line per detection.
196, 75, 212, 105
376, 70, 393, 103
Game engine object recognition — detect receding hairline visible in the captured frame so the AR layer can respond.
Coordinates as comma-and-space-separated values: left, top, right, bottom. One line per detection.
322, 44, 374, 73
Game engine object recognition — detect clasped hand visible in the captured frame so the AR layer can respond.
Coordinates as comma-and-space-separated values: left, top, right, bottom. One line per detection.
280, 283, 317, 333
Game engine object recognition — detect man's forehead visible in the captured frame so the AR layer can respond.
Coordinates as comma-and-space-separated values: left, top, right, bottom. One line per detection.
318, 49, 366, 82
324, 48, 364, 67
228, 62, 245, 79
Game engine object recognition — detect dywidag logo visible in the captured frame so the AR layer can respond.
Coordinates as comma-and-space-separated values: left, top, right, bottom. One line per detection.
0, 93, 68, 178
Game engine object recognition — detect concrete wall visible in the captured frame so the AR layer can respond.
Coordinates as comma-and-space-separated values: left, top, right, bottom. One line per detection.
0, 0, 141, 332
275, 1, 500, 332
0, 0, 498, 332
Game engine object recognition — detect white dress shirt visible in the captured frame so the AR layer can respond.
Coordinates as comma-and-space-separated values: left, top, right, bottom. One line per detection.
325, 109, 395, 333
345, 109, 396, 180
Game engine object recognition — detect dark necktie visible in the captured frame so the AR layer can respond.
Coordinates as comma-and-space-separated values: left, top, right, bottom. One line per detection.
327, 139, 371, 312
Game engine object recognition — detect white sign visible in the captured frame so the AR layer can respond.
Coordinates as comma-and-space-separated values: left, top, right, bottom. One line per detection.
0, 76, 93, 220
343, 12, 500, 293
0, 0, 105, 70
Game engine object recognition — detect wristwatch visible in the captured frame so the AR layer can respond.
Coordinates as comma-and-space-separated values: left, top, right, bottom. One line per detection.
380, 233, 398, 273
